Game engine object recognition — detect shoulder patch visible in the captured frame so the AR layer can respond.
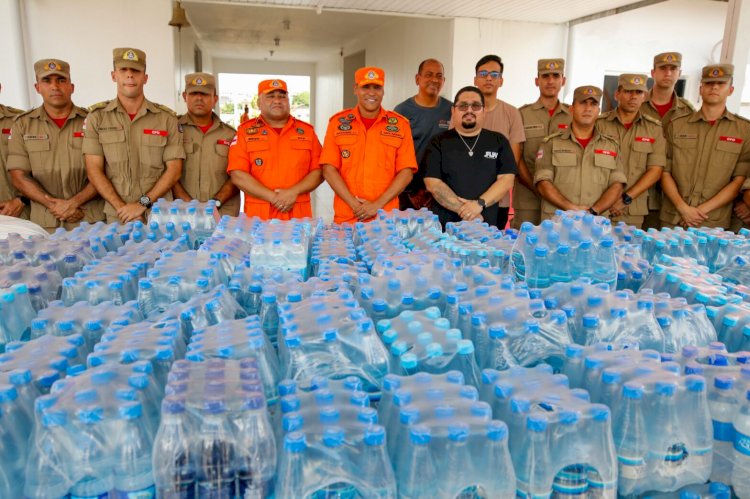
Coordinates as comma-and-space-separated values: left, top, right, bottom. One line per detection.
4, 106, 24, 115
88, 101, 110, 112
156, 104, 177, 116
542, 131, 563, 143
598, 132, 619, 144
388, 110, 408, 122
642, 113, 662, 126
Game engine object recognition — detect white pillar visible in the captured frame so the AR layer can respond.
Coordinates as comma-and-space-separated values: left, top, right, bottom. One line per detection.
0, 0, 31, 108
722, 0, 750, 113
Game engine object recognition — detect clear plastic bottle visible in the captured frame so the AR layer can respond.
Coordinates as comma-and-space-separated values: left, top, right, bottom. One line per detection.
113, 401, 155, 497
23, 409, 71, 499
613, 383, 647, 495
710, 376, 739, 484
196, 399, 236, 498
69, 406, 114, 499
734, 389, 750, 497
152, 397, 196, 498
397, 425, 437, 499
234, 395, 277, 498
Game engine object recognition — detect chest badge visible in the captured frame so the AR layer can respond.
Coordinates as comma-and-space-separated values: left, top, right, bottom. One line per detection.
341, 149, 350, 159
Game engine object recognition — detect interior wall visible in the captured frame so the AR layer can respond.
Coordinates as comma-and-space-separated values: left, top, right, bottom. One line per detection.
451, 18, 568, 108
18, 0, 177, 110
174, 25, 213, 115
567, 0, 727, 107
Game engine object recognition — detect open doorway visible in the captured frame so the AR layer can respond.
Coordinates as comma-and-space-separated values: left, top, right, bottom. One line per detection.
217, 73, 312, 128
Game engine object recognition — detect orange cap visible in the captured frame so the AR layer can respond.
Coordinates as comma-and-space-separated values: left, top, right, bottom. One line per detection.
258, 79, 288, 94
355, 67, 385, 87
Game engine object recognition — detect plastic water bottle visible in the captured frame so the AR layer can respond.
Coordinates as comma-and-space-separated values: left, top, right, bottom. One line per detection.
70, 406, 114, 499
397, 425, 437, 499
196, 399, 236, 497
235, 395, 276, 498
113, 401, 155, 497
613, 383, 647, 493
23, 410, 70, 499
733, 389, 750, 497
153, 398, 195, 498
277, 432, 307, 497
710, 376, 739, 484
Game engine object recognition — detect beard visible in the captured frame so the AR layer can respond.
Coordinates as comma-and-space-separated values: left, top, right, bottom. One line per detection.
462, 119, 477, 129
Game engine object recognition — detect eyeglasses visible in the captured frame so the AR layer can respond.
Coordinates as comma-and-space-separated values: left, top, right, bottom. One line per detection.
454, 102, 484, 112
477, 70, 502, 79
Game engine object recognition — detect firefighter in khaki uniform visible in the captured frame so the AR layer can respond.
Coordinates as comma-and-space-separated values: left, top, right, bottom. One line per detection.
8, 59, 103, 231
321, 67, 417, 224
83, 48, 184, 223
660, 64, 750, 229
534, 85, 627, 220
596, 74, 666, 229
0, 85, 27, 219
227, 79, 322, 220
641, 52, 694, 230
173, 72, 239, 217
513, 58, 571, 228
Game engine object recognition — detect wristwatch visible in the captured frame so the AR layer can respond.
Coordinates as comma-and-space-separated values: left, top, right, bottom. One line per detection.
588, 207, 599, 216
138, 195, 152, 209
212, 198, 222, 208
477, 198, 487, 208
622, 192, 633, 205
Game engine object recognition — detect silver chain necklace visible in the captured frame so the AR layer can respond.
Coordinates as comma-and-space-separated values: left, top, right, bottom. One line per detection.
457, 131, 480, 157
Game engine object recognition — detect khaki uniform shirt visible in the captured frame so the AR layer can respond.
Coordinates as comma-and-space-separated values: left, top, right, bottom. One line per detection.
534, 129, 627, 220
482, 99, 525, 208
661, 109, 750, 228
595, 110, 666, 217
82, 98, 185, 220
178, 113, 239, 217
7, 105, 104, 229
0, 104, 26, 210
515, 100, 571, 212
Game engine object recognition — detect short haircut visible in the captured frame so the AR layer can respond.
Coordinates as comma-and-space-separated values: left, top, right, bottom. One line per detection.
453, 86, 485, 106
475, 55, 503, 74
418, 58, 444, 74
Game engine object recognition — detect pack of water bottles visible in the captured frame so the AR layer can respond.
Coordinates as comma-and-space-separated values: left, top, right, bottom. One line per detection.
276, 376, 395, 497
151, 359, 276, 498
0, 283, 39, 346
278, 293, 390, 394
148, 198, 221, 244
706, 301, 750, 352
478, 364, 617, 497
23, 362, 161, 499
376, 371, 516, 497
616, 242, 651, 291
32, 299, 142, 352
0, 233, 97, 271
563, 344, 713, 495
186, 316, 281, 407
511, 211, 618, 289
375, 307, 482, 386
375, 207, 442, 239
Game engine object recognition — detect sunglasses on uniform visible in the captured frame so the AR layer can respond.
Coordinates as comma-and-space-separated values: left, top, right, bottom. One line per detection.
477, 70, 502, 79
454, 102, 484, 112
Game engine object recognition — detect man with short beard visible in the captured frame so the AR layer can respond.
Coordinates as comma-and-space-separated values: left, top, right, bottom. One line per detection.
596, 74, 666, 229
534, 86, 626, 221
661, 64, 750, 229
8, 59, 103, 230
423, 86, 516, 228
173, 72, 239, 217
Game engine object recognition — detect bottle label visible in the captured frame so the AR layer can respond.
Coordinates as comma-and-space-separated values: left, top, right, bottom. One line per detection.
735, 429, 750, 456
713, 420, 735, 442
113, 485, 156, 498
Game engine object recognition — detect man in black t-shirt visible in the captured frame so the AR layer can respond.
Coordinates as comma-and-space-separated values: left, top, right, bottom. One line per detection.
424, 86, 517, 228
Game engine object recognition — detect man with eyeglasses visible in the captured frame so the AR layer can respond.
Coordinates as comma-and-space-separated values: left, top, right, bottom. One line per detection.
472, 55, 525, 230
394, 59, 452, 210
321, 67, 417, 223
534, 86, 626, 221
513, 58, 571, 229
595, 74, 665, 229
423, 86, 516, 229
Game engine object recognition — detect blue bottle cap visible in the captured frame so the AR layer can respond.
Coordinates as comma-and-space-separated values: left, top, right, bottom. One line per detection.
435, 404, 456, 419
319, 407, 340, 424
655, 381, 677, 396
510, 397, 531, 414
284, 431, 307, 453
589, 404, 610, 422
601, 369, 621, 385
322, 426, 345, 448
409, 425, 431, 445
715, 376, 734, 390
119, 401, 143, 420
565, 344, 583, 359
8, 368, 32, 386
457, 339, 474, 355
400, 406, 420, 425
42, 410, 68, 428
471, 401, 492, 418
393, 388, 413, 408
282, 412, 304, 432
364, 424, 386, 446
448, 421, 470, 442
446, 371, 464, 385
527, 415, 548, 432
401, 353, 418, 370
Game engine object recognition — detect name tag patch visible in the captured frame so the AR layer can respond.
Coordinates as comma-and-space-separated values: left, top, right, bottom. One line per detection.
24, 134, 48, 140
635, 137, 654, 143
1, 129, 10, 135
595, 149, 617, 157
144, 129, 168, 136
557, 124, 569, 129
217, 139, 231, 146
720, 136, 743, 144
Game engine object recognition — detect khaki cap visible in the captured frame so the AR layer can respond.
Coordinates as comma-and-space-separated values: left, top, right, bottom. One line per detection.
185, 72, 216, 94
573, 85, 602, 104
113, 48, 146, 70
701, 64, 733, 83
654, 52, 682, 68
34, 59, 70, 79
538, 59, 564, 75
618, 73, 648, 92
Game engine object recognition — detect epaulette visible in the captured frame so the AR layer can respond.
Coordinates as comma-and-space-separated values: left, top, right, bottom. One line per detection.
596, 111, 614, 121
736, 113, 750, 125
519, 102, 534, 111
542, 131, 563, 143
14, 108, 37, 119
386, 110, 408, 123
642, 113, 663, 126
156, 104, 177, 116
88, 101, 110, 112
2, 106, 24, 115
598, 131, 619, 143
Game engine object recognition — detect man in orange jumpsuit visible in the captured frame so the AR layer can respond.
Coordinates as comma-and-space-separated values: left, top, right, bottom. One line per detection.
320, 67, 417, 223
227, 78, 322, 219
